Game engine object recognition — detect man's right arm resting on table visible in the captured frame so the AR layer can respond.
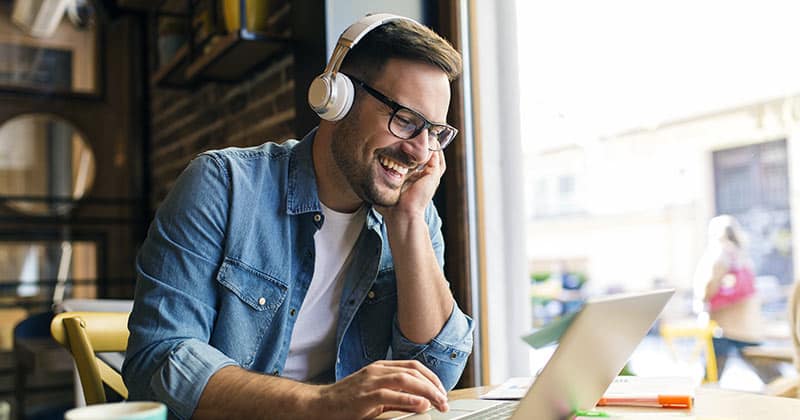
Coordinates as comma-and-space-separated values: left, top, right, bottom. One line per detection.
197, 360, 448, 419
195, 366, 314, 418
122, 156, 449, 420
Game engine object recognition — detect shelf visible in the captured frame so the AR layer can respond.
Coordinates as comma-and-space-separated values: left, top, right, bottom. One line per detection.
115, 0, 190, 15
185, 29, 290, 82
160, 0, 191, 15
150, 43, 192, 88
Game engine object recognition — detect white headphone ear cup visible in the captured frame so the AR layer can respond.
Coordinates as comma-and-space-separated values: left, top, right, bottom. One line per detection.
308, 74, 333, 117
308, 73, 354, 121
326, 74, 355, 121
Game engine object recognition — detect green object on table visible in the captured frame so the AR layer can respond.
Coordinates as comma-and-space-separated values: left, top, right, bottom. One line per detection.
522, 310, 580, 349
573, 409, 610, 417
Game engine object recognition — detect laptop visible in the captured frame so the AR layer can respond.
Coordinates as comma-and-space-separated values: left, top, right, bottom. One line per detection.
395, 289, 675, 420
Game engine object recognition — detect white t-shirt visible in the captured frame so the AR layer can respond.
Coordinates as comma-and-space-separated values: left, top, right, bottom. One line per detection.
282, 203, 367, 382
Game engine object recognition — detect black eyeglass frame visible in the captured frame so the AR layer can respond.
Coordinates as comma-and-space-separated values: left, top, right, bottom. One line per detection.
347, 74, 458, 151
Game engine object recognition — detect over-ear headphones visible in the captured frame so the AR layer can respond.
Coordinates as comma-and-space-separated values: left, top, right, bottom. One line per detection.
307, 13, 417, 121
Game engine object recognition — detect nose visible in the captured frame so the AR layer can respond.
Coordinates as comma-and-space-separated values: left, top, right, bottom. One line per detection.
399, 129, 432, 164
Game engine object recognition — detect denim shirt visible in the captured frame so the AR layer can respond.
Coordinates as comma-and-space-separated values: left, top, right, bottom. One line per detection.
122, 129, 474, 420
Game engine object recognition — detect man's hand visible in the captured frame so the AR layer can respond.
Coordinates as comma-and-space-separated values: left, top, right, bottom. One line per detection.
376, 149, 454, 343
312, 360, 449, 419
379, 151, 446, 220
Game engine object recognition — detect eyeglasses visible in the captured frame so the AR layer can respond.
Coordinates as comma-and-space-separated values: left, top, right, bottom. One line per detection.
347, 75, 458, 151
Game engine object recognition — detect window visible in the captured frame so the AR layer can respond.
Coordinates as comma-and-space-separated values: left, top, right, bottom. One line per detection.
0, 0, 99, 95
0, 239, 99, 310
472, 0, 800, 388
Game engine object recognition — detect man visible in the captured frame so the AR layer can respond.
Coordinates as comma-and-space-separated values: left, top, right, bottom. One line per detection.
122, 14, 474, 420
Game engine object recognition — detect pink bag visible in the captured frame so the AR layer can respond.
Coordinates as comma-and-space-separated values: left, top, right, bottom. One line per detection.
709, 264, 756, 311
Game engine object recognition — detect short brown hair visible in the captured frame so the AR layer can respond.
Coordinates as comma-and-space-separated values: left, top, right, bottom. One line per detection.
340, 19, 462, 83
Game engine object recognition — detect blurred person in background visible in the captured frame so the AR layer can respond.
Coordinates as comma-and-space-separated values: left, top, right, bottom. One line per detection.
694, 214, 781, 384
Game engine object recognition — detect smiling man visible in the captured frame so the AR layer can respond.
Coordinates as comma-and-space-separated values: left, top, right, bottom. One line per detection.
122, 14, 473, 420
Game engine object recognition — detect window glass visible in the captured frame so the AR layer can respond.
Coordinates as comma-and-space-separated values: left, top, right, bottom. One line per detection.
0, 113, 96, 215
0, 0, 98, 94
0, 240, 98, 306
518, 0, 800, 390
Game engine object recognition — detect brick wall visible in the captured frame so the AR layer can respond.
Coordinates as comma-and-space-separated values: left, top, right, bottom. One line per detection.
148, 0, 298, 208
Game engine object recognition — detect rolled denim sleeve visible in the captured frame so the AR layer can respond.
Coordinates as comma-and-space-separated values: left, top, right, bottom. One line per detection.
122, 155, 235, 420
389, 202, 475, 390
391, 304, 474, 390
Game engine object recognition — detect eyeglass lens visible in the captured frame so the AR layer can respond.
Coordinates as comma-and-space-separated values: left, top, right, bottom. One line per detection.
389, 108, 455, 151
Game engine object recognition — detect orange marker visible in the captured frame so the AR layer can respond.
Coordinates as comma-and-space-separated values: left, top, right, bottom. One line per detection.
596, 394, 693, 409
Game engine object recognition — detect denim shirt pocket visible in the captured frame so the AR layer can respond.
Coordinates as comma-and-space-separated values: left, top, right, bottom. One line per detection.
358, 269, 397, 361
214, 258, 288, 366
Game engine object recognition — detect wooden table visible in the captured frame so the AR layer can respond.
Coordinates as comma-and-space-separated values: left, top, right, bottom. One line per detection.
692, 386, 800, 418
741, 345, 795, 363
381, 385, 800, 419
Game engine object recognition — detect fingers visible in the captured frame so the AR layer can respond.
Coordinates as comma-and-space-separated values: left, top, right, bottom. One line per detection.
320, 360, 451, 420
369, 371, 448, 412
375, 360, 447, 395
426, 151, 445, 179
424, 150, 444, 175
361, 361, 449, 412
370, 388, 432, 414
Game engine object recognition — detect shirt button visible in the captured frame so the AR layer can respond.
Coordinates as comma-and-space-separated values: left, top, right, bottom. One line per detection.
258, 297, 266, 306
313, 213, 322, 222
290, 308, 296, 316
367, 290, 375, 299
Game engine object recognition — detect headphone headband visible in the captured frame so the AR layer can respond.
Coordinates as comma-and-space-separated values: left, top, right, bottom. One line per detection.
340, 13, 414, 47
309, 13, 420, 121
323, 13, 417, 75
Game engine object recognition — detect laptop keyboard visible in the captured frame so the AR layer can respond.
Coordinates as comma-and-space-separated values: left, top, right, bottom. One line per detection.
458, 401, 518, 419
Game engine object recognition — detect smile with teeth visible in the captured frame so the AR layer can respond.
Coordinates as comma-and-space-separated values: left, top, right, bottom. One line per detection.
379, 155, 409, 176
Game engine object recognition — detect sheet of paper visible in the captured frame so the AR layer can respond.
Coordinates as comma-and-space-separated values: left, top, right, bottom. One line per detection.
604, 376, 698, 397
479, 376, 698, 401
479, 377, 534, 400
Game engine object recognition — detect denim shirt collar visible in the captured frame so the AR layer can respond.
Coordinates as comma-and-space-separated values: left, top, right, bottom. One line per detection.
286, 127, 384, 232
287, 128, 322, 216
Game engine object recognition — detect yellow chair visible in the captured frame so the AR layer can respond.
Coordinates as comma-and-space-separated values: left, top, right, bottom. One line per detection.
50, 311, 130, 404
660, 318, 720, 382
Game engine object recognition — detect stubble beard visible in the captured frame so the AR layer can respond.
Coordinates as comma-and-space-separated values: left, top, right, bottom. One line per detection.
331, 115, 402, 207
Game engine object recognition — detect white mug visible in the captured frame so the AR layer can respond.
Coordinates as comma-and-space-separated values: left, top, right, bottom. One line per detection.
65, 401, 166, 420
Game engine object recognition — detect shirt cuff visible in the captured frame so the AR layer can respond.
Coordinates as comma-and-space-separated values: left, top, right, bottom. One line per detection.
149, 339, 238, 420
391, 302, 474, 388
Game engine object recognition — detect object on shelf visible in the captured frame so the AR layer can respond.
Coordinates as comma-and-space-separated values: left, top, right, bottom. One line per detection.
192, 5, 215, 50
222, 0, 269, 33
151, 42, 191, 87
151, 0, 287, 86
157, 16, 187, 66
185, 30, 287, 81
